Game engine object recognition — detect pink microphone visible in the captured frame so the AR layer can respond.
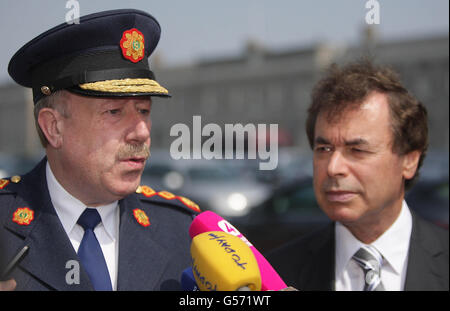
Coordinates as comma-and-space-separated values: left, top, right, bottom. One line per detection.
189, 210, 287, 291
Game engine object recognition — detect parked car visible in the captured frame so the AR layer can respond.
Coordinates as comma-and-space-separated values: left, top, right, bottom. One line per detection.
141, 152, 271, 217
251, 147, 313, 187
140, 150, 181, 191
405, 150, 449, 228
230, 176, 329, 252
406, 178, 449, 229
181, 160, 271, 217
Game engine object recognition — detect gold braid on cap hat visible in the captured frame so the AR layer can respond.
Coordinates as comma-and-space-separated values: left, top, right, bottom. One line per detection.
79, 78, 169, 94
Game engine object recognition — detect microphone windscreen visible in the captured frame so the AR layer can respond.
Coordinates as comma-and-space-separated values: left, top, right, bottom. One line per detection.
191, 231, 261, 291
189, 211, 287, 291
181, 267, 199, 291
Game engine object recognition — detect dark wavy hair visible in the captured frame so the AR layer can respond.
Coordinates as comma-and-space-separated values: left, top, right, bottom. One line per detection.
306, 60, 428, 190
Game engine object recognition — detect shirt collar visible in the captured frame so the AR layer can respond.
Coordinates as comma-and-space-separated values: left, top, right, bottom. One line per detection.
46, 162, 119, 241
335, 221, 363, 278
335, 200, 412, 276
372, 200, 412, 274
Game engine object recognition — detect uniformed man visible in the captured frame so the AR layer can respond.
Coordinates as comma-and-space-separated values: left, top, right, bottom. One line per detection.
0, 9, 200, 291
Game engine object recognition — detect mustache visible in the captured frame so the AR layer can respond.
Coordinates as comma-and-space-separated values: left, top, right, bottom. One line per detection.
321, 179, 358, 193
117, 143, 150, 160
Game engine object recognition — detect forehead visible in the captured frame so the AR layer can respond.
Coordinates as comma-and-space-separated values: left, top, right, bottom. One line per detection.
315, 92, 392, 143
65, 92, 152, 108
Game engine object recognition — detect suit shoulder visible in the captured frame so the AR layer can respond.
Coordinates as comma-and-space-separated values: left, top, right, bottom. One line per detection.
135, 185, 201, 215
413, 213, 449, 251
266, 222, 334, 266
266, 223, 334, 290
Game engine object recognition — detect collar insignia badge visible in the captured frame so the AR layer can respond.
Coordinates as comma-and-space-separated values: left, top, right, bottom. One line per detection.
133, 208, 150, 227
13, 207, 34, 226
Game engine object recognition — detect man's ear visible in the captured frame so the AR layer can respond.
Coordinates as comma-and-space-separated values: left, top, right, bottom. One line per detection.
402, 150, 421, 180
38, 108, 65, 148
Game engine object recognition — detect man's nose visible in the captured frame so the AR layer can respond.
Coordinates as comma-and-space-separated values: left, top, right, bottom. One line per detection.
125, 112, 151, 144
327, 151, 349, 178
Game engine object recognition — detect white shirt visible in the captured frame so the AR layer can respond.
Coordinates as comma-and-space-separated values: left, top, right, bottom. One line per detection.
334, 200, 412, 291
46, 162, 120, 290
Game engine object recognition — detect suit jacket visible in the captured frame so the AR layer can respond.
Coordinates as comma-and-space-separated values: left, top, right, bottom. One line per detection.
266, 214, 449, 291
0, 158, 200, 291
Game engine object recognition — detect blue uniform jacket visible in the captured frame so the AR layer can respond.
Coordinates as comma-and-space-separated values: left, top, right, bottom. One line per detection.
0, 158, 200, 290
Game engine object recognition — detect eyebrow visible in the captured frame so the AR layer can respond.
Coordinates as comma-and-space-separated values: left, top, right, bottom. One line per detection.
98, 100, 124, 108
98, 99, 151, 109
314, 136, 370, 146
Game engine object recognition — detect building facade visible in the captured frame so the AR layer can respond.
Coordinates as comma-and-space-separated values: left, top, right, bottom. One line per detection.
0, 34, 448, 157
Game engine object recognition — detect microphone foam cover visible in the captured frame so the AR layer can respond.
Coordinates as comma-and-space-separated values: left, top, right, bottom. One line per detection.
191, 231, 261, 291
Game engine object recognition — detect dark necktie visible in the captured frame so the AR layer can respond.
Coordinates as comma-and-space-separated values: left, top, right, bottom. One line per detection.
77, 208, 112, 291
352, 245, 385, 291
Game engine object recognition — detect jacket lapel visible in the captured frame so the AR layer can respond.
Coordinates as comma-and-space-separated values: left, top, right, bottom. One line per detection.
299, 223, 335, 291
404, 213, 448, 290
3, 158, 92, 290
116, 194, 170, 290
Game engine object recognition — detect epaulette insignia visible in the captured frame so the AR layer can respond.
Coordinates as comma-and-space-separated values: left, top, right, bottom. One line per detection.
177, 196, 201, 213
0, 179, 10, 189
136, 185, 156, 197
158, 190, 176, 200
133, 208, 150, 227
12, 207, 34, 226
136, 185, 201, 213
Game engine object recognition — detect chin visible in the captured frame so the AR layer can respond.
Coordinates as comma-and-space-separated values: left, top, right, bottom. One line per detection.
102, 169, 142, 198
109, 179, 141, 198
321, 201, 363, 224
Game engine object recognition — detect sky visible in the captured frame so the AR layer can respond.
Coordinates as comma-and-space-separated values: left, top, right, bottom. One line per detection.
0, 0, 448, 84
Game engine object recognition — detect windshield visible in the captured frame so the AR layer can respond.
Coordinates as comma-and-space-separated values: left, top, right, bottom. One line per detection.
187, 166, 241, 181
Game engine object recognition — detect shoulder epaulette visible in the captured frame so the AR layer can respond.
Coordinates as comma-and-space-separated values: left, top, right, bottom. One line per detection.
136, 185, 201, 214
0, 175, 21, 192
0, 178, 10, 190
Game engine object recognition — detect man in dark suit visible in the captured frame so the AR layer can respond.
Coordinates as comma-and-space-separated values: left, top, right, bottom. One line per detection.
0, 9, 200, 290
267, 61, 448, 291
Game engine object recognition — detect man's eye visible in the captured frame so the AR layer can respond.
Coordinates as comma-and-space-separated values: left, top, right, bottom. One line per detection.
315, 146, 332, 153
139, 109, 150, 115
352, 148, 365, 153
108, 109, 121, 115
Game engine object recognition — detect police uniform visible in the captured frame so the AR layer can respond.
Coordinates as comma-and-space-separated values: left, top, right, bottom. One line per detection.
0, 9, 200, 290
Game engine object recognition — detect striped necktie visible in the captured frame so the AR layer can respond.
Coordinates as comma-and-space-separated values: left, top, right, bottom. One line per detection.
352, 245, 385, 291
77, 208, 112, 291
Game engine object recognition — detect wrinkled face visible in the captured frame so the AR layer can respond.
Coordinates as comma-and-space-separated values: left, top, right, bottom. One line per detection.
312, 92, 411, 227
59, 93, 152, 205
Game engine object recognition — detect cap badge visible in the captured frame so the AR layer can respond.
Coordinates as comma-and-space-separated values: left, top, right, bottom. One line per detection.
133, 208, 150, 227
120, 28, 145, 63
13, 207, 34, 226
